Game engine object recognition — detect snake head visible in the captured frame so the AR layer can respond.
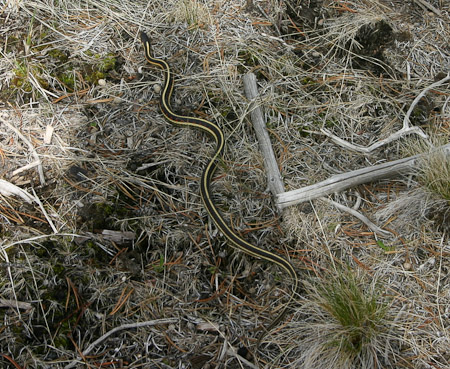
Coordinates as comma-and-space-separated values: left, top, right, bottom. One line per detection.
140, 32, 151, 46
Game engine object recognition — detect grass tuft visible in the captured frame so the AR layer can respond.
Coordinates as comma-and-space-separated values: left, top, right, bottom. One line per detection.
315, 268, 387, 362
417, 148, 450, 202
281, 268, 392, 369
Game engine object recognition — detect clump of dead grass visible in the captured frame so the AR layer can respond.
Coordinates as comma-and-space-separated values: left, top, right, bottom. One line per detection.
376, 140, 450, 233
418, 147, 450, 202
260, 266, 401, 369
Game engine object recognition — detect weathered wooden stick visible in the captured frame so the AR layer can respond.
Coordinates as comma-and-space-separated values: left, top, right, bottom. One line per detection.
243, 73, 285, 196
277, 143, 450, 209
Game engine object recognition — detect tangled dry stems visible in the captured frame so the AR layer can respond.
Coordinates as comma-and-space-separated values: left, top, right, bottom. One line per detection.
1, 0, 449, 368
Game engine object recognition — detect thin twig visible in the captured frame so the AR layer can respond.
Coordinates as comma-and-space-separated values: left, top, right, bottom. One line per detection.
0, 298, 33, 310
321, 198, 393, 238
31, 187, 58, 233
321, 74, 450, 153
1, 116, 46, 185
413, 0, 442, 16
226, 347, 260, 369
0, 354, 24, 369
64, 318, 178, 369
403, 73, 450, 129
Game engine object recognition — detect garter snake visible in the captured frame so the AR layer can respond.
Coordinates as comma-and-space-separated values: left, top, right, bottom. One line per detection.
140, 32, 298, 344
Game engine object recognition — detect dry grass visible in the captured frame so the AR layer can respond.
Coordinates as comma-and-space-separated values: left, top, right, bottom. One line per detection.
418, 147, 450, 201
1, 0, 449, 368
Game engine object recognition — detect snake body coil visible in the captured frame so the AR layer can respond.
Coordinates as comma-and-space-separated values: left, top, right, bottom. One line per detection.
140, 32, 298, 343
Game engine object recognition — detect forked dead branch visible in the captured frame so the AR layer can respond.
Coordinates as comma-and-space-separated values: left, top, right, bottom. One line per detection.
321, 73, 450, 153
243, 71, 450, 214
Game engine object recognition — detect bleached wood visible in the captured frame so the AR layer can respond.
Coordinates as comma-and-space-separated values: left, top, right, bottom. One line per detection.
321, 74, 450, 153
0, 179, 35, 203
243, 72, 285, 196
277, 143, 450, 209
0, 298, 32, 310
413, 0, 442, 16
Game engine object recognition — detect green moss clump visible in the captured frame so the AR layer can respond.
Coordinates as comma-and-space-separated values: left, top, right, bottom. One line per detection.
98, 53, 116, 72
12, 62, 32, 91
80, 53, 117, 85
58, 71, 76, 90
53, 334, 69, 349
48, 48, 69, 63
238, 49, 260, 68
53, 264, 66, 276
300, 77, 316, 85
5, 28, 119, 102
84, 69, 106, 84
11, 61, 49, 94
